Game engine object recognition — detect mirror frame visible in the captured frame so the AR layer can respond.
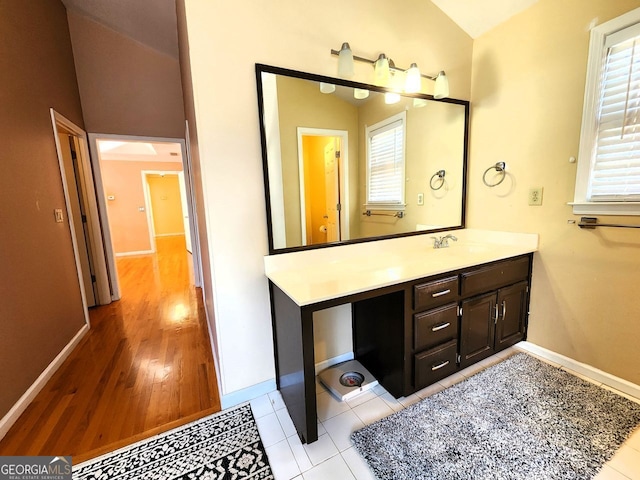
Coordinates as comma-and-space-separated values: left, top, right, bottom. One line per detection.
255, 63, 469, 255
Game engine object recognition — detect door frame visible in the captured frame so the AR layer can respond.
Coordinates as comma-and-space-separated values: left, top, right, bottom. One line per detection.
88, 133, 203, 300
141, 170, 186, 245
296, 128, 350, 245
50, 109, 111, 313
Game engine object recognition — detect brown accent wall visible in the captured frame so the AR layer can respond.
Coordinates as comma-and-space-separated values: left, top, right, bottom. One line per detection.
66, 10, 185, 138
175, 0, 217, 358
0, 0, 87, 418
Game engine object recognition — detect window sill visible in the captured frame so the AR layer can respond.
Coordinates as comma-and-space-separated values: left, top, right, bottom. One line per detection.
569, 202, 640, 216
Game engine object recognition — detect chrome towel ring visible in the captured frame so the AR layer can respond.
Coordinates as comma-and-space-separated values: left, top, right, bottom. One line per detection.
430, 170, 446, 190
482, 162, 506, 187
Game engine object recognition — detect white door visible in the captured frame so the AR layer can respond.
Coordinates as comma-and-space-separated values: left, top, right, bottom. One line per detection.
178, 171, 192, 253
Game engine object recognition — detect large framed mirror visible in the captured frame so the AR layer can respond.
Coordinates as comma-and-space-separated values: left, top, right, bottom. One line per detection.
256, 64, 469, 254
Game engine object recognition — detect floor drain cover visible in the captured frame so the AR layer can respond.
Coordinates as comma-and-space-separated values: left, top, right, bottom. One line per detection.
339, 371, 364, 387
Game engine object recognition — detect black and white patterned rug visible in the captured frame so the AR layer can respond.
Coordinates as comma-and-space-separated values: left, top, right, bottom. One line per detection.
351, 352, 640, 480
73, 403, 274, 479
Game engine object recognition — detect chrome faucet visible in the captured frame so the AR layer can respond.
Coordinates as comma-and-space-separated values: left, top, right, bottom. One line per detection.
431, 234, 458, 249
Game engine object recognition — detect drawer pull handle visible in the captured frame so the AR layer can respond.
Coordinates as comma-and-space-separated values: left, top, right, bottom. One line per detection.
432, 360, 450, 371
431, 289, 451, 298
431, 322, 451, 332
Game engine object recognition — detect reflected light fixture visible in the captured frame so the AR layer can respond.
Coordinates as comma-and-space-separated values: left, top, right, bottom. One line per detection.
320, 82, 336, 94
330, 42, 449, 99
337, 42, 354, 78
354, 88, 370, 99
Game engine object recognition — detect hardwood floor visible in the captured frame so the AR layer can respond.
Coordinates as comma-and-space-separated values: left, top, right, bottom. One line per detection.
0, 235, 220, 461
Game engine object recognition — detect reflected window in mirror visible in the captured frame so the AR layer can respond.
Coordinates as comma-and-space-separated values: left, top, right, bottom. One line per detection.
255, 64, 469, 254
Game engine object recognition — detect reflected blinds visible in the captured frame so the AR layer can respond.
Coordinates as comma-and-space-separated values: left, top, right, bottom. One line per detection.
367, 118, 405, 205
591, 26, 640, 200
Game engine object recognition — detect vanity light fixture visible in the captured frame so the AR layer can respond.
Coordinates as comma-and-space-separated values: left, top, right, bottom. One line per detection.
330, 43, 449, 99
337, 42, 355, 78
319, 82, 336, 94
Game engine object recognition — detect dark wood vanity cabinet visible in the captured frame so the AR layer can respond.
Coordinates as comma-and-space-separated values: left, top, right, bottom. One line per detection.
408, 255, 531, 390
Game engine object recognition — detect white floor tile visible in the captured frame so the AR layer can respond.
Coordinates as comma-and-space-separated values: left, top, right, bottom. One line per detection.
317, 422, 326, 436
316, 390, 350, 422
251, 394, 275, 419
626, 428, 640, 452
345, 389, 378, 408
438, 372, 466, 388
372, 384, 388, 396
275, 406, 298, 437
415, 382, 445, 399
495, 346, 517, 359
302, 433, 339, 466
301, 454, 355, 480
265, 438, 301, 480
255, 411, 286, 448
594, 464, 632, 479
322, 410, 365, 451
269, 390, 286, 411
352, 396, 394, 425
378, 391, 404, 412
397, 394, 422, 408
341, 447, 377, 480
458, 362, 487, 378
608, 445, 640, 480
287, 434, 313, 473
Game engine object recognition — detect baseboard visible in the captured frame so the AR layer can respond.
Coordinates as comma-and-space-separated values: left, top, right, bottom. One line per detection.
220, 379, 277, 410
0, 324, 89, 441
314, 352, 354, 375
115, 250, 154, 257
516, 341, 640, 400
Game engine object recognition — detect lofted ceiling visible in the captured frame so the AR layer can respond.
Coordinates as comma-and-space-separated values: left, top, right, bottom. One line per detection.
60, 0, 179, 58
59, 1, 541, 58
431, 0, 540, 38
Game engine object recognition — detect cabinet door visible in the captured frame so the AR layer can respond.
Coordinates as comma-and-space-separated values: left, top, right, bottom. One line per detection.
460, 292, 496, 368
495, 281, 528, 351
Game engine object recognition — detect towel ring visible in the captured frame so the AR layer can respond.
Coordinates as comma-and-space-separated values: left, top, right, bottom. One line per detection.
430, 170, 446, 190
482, 162, 506, 187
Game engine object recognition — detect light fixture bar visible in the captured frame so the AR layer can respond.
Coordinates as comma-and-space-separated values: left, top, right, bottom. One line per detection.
330, 49, 439, 81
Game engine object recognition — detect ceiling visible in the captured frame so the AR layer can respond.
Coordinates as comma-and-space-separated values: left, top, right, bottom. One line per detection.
59, 1, 541, 59
431, 0, 540, 38
97, 140, 183, 162
60, 0, 179, 58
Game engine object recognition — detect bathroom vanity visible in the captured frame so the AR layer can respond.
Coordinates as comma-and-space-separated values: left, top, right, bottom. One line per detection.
264, 229, 538, 443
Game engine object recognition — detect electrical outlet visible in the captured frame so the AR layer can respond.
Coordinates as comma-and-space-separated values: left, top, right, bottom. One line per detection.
417, 193, 424, 206
54, 208, 64, 223
528, 187, 543, 206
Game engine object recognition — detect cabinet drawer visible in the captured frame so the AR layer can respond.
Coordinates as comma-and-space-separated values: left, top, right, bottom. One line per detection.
414, 276, 458, 311
414, 303, 459, 351
415, 339, 458, 389
461, 256, 530, 298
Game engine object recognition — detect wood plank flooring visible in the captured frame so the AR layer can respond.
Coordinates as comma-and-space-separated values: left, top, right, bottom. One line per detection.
0, 235, 220, 461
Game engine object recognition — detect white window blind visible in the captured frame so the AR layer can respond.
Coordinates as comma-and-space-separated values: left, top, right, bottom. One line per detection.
590, 27, 640, 201
366, 112, 406, 208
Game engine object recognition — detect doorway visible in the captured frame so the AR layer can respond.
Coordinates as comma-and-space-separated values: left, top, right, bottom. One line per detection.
297, 128, 350, 246
88, 135, 202, 299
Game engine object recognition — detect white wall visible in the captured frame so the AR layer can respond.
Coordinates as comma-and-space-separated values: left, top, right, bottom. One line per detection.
183, 0, 472, 404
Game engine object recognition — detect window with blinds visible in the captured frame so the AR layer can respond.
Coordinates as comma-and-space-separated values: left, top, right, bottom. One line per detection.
365, 111, 407, 209
590, 26, 640, 201
574, 9, 640, 215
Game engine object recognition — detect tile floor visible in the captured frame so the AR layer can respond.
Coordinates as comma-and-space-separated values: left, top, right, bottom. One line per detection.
251, 346, 640, 480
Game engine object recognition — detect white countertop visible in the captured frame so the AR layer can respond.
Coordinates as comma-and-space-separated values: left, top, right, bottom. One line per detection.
264, 229, 539, 306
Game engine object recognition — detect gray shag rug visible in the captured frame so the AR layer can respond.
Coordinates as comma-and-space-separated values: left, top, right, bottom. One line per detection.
73, 403, 274, 479
351, 352, 640, 480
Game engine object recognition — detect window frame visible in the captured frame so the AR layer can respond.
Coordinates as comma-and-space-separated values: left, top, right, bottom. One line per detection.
364, 111, 407, 211
573, 7, 640, 215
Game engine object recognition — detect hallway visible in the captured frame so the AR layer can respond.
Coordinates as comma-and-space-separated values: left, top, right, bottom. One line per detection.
0, 235, 220, 462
